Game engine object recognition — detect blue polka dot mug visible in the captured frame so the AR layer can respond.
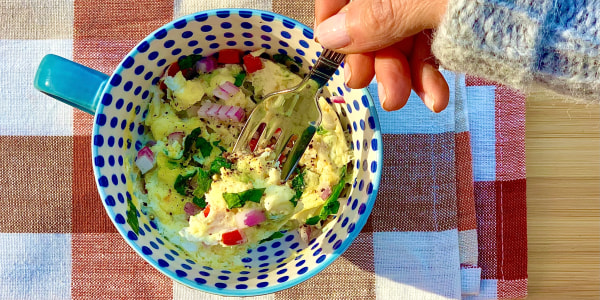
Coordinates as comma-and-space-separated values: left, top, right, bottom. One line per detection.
33, 9, 382, 296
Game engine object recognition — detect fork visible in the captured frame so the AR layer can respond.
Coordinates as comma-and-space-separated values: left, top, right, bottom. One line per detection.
232, 48, 346, 180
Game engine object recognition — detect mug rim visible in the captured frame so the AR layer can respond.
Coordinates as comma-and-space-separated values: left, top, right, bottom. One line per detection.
90, 8, 383, 296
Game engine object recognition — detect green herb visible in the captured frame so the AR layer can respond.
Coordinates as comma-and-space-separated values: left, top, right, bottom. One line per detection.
305, 216, 320, 225
259, 231, 285, 243
192, 196, 207, 209
174, 169, 198, 196
234, 71, 246, 87
212, 140, 227, 153
316, 125, 328, 135
307, 166, 347, 224
210, 156, 232, 175
195, 137, 213, 158
273, 53, 302, 66
193, 169, 212, 198
223, 188, 266, 209
126, 195, 139, 234
183, 127, 203, 161
178, 54, 203, 69
289, 172, 305, 207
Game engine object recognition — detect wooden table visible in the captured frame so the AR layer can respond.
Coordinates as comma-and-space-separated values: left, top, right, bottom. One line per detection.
526, 88, 600, 299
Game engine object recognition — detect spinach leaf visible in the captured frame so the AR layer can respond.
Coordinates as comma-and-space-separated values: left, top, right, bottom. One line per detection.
126, 195, 139, 234
210, 156, 232, 175
195, 137, 213, 158
259, 231, 285, 243
183, 127, 203, 161
193, 169, 212, 197
212, 140, 227, 153
307, 166, 347, 224
289, 172, 305, 207
192, 196, 207, 209
305, 216, 320, 225
174, 169, 198, 196
178, 54, 203, 69
316, 125, 328, 135
273, 53, 302, 66
234, 71, 246, 87
223, 188, 266, 209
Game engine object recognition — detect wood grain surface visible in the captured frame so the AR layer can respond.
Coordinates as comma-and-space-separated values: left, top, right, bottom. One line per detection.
525, 88, 600, 299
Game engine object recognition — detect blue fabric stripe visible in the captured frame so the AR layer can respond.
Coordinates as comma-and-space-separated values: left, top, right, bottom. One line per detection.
0, 233, 71, 300
368, 71, 458, 135
466, 86, 497, 182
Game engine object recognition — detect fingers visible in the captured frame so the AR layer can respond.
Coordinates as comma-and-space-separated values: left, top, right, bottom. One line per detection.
373, 47, 412, 111
314, 0, 348, 25
344, 53, 375, 89
315, 0, 448, 53
409, 31, 449, 112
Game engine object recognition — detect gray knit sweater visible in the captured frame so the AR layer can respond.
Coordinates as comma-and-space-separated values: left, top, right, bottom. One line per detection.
432, 0, 600, 101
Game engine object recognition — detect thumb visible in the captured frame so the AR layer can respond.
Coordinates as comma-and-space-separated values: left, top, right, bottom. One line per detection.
315, 0, 446, 53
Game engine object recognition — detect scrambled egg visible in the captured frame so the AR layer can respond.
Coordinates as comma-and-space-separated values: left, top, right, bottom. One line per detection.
133, 50, 352, 269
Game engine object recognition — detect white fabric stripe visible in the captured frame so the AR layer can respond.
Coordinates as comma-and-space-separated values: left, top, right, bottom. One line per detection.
373, 230, 461, 300
0, 233, 71, 300
0, 39, 73, 136
463, 279, 498, 300
173, 0, 273, 18
458, 229, 479, 266
460, 268, 482, 296
172, 281, 275, 300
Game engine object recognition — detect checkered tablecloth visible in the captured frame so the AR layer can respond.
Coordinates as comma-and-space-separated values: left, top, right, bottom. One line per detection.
0, 0, 527, 299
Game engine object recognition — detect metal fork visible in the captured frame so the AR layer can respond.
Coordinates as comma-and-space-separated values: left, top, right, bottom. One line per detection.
232, 48, 346, 180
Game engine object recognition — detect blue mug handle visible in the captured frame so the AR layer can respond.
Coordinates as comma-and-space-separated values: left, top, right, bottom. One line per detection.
34, 54, 110, 115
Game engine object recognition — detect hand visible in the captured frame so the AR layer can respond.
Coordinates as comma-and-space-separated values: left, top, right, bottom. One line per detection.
315, 0, 450, 112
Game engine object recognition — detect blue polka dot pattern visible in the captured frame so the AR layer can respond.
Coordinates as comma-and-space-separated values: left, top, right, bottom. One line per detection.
92, 9, 381, 297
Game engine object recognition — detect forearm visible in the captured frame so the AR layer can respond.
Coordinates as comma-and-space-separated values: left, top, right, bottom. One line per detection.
432, 0, 600, 101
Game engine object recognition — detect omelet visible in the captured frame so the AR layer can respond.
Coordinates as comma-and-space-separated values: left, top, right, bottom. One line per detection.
132, 49, 352, 269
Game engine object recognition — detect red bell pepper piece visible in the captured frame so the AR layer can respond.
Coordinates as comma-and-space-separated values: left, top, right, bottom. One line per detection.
166, 62, 180, 77
242, 54, 263, 73
222, 229, 246, 246
218, 49, 241, 64
203, 205, 210, 217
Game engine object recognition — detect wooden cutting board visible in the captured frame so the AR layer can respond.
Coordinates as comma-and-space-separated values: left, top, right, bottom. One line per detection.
526, 88, 600, 299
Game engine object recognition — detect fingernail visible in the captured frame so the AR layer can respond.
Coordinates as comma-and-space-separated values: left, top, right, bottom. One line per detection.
344, 62, 352, 86
378, 81, 390, 111
315, 13, 351, 49
422, 64, 438, 112
424, 94, 436, 112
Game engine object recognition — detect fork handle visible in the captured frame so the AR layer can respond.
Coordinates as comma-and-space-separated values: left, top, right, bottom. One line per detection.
309, 48, 346, 88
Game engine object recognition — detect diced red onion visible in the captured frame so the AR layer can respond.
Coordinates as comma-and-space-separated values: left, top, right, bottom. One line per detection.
167, 132, 184, 145
212, 81, 240, 100
197, 103, 245, 123
331, 96, 345, 104
220, 81, 239, 95
224, 106, 245, 122
195, 56, 217, 73
235, 209, 266, 228
206, 103, 221, 116
212, 86, 231, 100
184, 202, 203, 216
321, 187, 332, 200
136, 146, 155, 174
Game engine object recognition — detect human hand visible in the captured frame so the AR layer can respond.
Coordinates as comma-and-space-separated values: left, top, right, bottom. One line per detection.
315, 0, 450, 112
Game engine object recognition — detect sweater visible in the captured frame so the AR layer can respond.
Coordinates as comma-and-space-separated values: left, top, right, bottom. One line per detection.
432, 0, 600, 101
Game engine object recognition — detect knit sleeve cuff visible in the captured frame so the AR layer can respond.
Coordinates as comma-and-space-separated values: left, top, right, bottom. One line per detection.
431, 0, 600, 100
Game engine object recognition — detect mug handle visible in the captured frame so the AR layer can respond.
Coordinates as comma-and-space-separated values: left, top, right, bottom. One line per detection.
34, 54, 109, 115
